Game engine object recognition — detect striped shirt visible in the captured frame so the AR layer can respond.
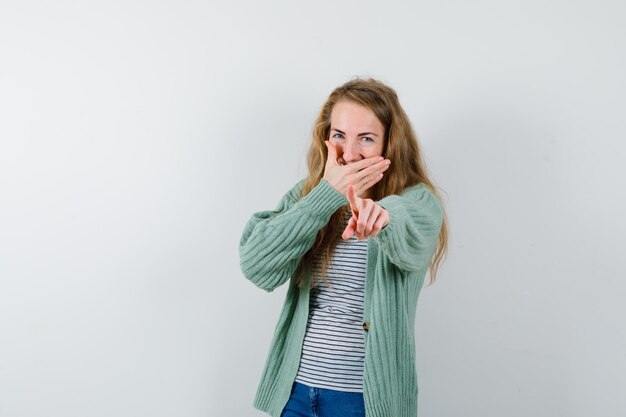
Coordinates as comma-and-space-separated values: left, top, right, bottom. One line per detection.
295, 211, 368, 392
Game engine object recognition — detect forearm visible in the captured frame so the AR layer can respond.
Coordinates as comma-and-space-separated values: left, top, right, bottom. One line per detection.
239, 180, 348, 291
374, 185, 443, 272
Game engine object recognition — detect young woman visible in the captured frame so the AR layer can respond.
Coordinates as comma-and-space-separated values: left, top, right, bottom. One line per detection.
239, 78, 448, 417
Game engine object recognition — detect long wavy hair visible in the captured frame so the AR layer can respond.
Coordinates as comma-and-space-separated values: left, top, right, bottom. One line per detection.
296, 78, 448, 287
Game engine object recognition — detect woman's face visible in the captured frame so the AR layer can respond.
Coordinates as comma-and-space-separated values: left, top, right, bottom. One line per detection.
329, 100, 385, 165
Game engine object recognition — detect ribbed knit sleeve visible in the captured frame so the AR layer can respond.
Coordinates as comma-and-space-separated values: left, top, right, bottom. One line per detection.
239, 179, 348, 292
374, 183, 443, 272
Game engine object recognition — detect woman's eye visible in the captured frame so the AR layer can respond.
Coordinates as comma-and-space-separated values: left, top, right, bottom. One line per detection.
332, 133, 344, 139
361, 136, 374, 143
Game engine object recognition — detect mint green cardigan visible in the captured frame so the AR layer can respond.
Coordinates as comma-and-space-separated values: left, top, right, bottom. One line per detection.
239, 179, 443, 417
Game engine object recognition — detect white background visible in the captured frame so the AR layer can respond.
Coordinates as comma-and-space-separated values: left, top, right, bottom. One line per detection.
1, 1, 625, 416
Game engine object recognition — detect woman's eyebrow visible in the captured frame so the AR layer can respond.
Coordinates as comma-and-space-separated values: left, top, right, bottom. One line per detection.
331, 128, 379, 137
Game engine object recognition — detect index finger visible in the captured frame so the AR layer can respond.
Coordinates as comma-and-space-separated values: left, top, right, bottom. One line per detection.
345, 155, 386, 172
346, 184, 360, 214
325, 140, 338, 160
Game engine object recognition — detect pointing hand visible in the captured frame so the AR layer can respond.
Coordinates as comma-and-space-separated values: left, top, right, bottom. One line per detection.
342, 184, 390, 240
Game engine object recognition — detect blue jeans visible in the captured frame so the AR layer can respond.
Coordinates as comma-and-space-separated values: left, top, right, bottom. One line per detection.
280, 382, 366, 417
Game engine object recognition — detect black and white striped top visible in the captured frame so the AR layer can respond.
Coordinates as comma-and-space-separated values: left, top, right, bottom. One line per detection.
295, 211, 368, 392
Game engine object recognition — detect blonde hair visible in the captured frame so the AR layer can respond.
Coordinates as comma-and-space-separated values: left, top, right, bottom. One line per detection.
297, 78, 448, 287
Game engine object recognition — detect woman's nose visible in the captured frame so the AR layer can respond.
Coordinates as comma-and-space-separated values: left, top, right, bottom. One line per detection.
342, 139, 361, 163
